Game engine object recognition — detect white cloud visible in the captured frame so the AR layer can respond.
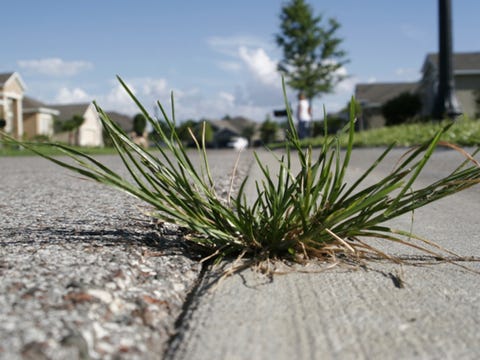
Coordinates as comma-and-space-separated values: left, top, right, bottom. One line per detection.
331, 65, 357, 95
206, 34, 287, 114
101, 80, 145, 115
310, 67, 358, 115
207, 35, 270, 57
207, 36, 360, 118
54, 87, 91, 103
217, 61, 242, 72
238, 46, 280, 87
39, 47, 354, 122
395, 67, 419, 81
219, 91, 235, 105
90, 77, 172, 115
18, 58, 93, 77
139, 78, 168, 96
336, 76, 357, 95
106, 82, 135, 107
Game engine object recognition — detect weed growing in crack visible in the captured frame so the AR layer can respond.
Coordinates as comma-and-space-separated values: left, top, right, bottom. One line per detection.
3, 77, 480, 272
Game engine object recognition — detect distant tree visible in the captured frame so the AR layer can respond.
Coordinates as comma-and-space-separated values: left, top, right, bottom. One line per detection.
133, 113, 147, 136
59, 115, 84, 145
343, 98, 362, 118
339, 98, 362, 130
382, 92, 422, 126
157, 119, 172, 137
276, 0, 348, 116
147, 119, 171, 145
192, 120, 214, 147
176, 120, 197, 144
475, 90, 480, 118
102, 129, 114, 147
241, 125, 256, 147
260, 115, 279, 144
311, 121, 324, 137
59, 115, 84, 132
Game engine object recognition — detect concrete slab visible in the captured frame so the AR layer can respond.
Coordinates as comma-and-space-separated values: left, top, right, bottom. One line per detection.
166, 147, 480, 360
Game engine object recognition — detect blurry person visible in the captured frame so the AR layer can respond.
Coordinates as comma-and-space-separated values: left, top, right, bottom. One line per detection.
296, 92, 312, 139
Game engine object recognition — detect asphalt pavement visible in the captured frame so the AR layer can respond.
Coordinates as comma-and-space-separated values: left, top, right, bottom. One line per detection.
0, 151, 250, 360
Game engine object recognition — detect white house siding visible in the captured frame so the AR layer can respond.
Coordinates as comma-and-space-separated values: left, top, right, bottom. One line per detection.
418, 63, 437, 116
2, 97, 24, 137
78, 104, 103, 147
0, 75, 24, 137
3, 98, 15, 133
38, 113, 54, 136
455, 74, 480, 118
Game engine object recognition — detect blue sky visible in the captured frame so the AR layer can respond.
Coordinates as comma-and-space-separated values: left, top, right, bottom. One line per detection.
2, 0, 478, 121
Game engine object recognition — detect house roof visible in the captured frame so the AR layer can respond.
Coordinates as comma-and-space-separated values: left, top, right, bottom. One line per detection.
23, 96, 45, 108
50, 103, 92, 121
0, 72, 14, 85
105, 111, 133, 132
423, 52, 480, 74
210, 116, 257, 135
0, 72, 27, 91
355, 82, 419, 107
23, 96, 59, 115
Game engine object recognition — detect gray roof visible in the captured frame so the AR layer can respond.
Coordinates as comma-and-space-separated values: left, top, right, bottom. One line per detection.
424, 52, 480, 73
0, 72, 14, 85
105, 111, 133, 132
50, 103, 92, 121
210, 116, 257, 135
23, 96, 46, 109
355, 82, 418, 107
0, 72, 26, 90
23, 96, 59, 115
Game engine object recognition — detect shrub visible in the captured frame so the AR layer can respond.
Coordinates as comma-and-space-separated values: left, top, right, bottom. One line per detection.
382, 92, 422, 126
260, 115, 279, 144
133, 113, 147, 136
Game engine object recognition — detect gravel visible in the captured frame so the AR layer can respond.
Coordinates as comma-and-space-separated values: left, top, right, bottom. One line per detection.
0, 151, 252, 360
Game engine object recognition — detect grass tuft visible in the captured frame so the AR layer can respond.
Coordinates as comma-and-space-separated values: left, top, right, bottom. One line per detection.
2, 77, 480, 272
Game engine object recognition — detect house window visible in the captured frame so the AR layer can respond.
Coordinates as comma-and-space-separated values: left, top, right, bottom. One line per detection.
38, 114, 53, 136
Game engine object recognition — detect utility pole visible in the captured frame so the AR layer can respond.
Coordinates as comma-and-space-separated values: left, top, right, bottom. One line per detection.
433, 0, 461, 119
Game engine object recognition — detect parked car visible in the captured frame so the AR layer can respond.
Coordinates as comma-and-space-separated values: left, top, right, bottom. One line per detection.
227, 136, 248, 150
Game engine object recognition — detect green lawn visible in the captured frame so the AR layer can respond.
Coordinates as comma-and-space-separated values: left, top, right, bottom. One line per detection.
0, 144, 119, 157
2, 117, 479, 157
298, 116, 480, 148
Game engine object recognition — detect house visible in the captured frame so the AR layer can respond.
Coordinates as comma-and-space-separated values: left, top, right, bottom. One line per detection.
355, 52, 480, 129
355, 82, 419, 129
23, 96, 59, 139
0, 72, 25, 138
102, 111, 137, 146
105, 111, 134, 133
418, 52, 480, 117
52, 103, 104, 147
210, 116, 259, 147
1, 71, 138, 146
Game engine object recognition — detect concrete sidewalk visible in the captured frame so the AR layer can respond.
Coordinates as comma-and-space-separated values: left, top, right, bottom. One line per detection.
166, 148, 480, 360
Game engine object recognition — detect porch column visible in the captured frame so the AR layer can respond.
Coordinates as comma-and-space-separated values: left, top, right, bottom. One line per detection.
16, 98, 24, 138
